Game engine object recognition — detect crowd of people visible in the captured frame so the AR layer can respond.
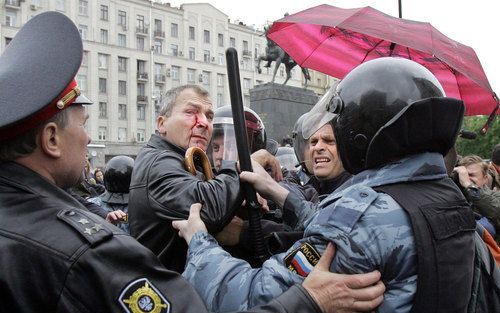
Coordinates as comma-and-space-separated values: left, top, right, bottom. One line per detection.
0, 11, 499, 313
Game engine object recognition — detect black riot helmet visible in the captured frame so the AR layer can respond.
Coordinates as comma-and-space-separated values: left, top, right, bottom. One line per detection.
306, 57, 464, 174
292, 112, 313, 174
103, 155, 134, 193
209, 105, 267, 170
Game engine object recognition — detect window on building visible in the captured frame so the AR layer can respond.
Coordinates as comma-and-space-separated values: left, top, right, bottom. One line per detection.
188, 47, 195, 60
137, 60, 146, 74
99, 102, 107, 118
136, 37, 145, 51
137, 15, 145, 32
217, 93, 223, 106
171, 23, 178, 37
154, 19, 162, 32
55, 0, 65, 11
99, 78, 107, 93
77, 74, 87, 91
118, 56, 127, 72
100, 5, 108, 21
218, 53, 224, 65
118, 80, 127, 96
255, 44, 260, 57
137, 83, 146, 96
243, 40, 249, 52
98, 127, 107, 141
118, 104, 127, 120
5, 10, 16, 27
203, 50, 210, 63
98, 53, 108, 69
204, 30, 210, 44
154, 63, 163, 75
217, 74, 224, 87
171, 66, 180, 80
187, 69, 195, 83
118, 34, 126, 47
218, 33, 224, 47
137, 129, 146, 142
170, 44, 178, 56
100, 29, 108, 44
78, 25, 88, 40
78, 0, 88, 16
118, 127, 127, 141
244, 78, 251, 90
118, 10, 127, 26
189, 26, 195, 40
5, 37, 12, 46
229, 37, 236, 48
81, 51, 88, 66
154, 40, 163, 54
202, 71, 210, 85
137, 104, 146, 120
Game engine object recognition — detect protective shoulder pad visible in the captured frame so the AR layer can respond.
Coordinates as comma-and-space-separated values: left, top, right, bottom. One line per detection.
57, 208, 113, 247
318, 186, 378, 234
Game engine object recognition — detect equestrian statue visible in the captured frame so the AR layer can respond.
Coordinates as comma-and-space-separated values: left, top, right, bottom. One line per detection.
256, 25, 311, 87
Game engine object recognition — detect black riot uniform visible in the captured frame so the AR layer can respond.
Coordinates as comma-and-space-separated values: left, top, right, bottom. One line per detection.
0, 11, 322, 313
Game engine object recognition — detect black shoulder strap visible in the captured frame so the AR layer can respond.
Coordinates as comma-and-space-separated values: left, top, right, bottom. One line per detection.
375, 178, 476, 313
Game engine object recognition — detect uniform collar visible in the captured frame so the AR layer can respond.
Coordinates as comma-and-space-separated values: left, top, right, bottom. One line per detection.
0, 162, 84, 209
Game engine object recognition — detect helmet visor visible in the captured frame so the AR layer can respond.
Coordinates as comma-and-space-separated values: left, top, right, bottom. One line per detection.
302, 82, 340, 139
208, 121, 239, 171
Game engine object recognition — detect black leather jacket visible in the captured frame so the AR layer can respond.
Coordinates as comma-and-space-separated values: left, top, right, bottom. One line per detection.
0, 161, 320, 313
129, 134, 243, 272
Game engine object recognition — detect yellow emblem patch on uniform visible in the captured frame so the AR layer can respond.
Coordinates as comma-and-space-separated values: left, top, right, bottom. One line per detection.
119, 278, 170, 313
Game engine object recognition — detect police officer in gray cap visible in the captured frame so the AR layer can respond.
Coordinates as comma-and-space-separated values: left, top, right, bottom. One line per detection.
0, 11, 385, 313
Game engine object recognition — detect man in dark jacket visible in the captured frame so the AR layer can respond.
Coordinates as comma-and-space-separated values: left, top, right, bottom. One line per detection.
128, 85, 282, 272
0, 11, 385, 313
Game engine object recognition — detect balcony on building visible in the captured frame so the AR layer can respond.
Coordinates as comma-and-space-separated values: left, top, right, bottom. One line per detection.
155, 74, 166, 84
5, 0, 21, 9
137, 95, 148, 103
137, 72, 149, 81
136, 26, 148, 36
154, 30, 165, 39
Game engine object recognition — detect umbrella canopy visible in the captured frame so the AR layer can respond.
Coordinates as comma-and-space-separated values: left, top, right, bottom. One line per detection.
267, 4, 498, 116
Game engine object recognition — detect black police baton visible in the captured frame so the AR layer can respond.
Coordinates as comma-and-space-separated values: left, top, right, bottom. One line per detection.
226, 47, 268, 265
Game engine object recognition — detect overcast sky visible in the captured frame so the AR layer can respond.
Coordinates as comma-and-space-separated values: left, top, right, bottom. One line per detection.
167, 0, 499, 101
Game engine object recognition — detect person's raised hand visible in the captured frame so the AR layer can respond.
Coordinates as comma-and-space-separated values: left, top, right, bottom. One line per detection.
251, 149, 283, 182
172, 203, 208, 245
302, 243, 385, 313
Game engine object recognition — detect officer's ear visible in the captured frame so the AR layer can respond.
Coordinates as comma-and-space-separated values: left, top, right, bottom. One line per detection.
38, 122, 62, 159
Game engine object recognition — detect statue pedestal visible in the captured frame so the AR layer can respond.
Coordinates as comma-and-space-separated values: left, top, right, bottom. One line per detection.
250, 83, 318, 143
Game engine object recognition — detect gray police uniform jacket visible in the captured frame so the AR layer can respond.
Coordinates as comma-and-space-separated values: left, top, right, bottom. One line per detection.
0, 162, 321, 313
183, 152, 452, 313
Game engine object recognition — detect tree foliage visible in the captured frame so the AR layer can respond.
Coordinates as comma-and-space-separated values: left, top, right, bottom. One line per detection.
455, 115, 499, 159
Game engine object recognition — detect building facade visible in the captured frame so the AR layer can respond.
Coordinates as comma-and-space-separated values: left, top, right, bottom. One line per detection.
1, 0, 332, 167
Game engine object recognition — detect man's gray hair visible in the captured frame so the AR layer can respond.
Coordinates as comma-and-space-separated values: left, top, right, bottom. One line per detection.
0, 108, 70, 162
159, 85, 209, 117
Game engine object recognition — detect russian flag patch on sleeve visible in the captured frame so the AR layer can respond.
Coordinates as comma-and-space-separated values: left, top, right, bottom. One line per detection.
284, 242, 321, 277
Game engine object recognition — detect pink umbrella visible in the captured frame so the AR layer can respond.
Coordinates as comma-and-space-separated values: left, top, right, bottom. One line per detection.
267, 4, 498, 117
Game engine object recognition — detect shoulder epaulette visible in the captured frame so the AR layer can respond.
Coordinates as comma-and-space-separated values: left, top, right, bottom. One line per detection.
57, 208, 113, 247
